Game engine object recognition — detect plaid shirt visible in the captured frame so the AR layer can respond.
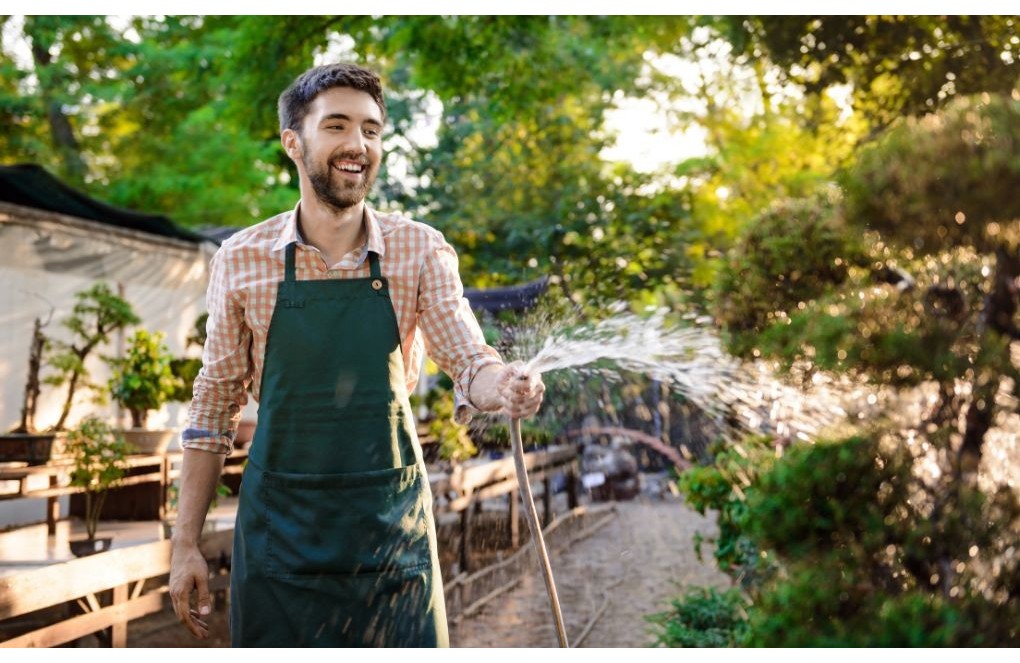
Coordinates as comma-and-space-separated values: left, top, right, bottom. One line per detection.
182, 202, 503, 455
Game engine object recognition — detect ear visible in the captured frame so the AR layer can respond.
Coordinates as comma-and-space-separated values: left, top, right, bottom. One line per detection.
281, 129, 302, 161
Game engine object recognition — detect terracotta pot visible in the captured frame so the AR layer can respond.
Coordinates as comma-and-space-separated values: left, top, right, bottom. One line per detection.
119, 429, 177, 455
70, 536, 113, 557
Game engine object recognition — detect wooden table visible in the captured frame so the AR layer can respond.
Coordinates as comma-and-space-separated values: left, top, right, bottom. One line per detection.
0, 449, 249, 534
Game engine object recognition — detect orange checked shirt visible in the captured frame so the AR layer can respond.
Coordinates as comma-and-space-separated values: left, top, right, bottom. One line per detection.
182, 202, 504, 455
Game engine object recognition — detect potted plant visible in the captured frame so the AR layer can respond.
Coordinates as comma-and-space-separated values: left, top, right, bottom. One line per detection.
44, 283, 139, 431
1, 307, 60, 465
106, 329, 183, 455
66, 416, 132, 557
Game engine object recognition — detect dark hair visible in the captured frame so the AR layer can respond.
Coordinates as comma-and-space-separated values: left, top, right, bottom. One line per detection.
277, 63, 386, 133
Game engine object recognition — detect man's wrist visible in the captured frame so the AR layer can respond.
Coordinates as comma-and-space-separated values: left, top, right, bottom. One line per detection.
467, 363, 505, 412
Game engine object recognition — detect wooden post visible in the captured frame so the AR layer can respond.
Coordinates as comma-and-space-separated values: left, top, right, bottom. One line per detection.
111, 583, 127, 647
47, 476, 60, 535
159, 456, 170, 520
566, 466, 579, 510
508, 489, 519, 548
460, 497, 473, 574
542, 475, 552, 527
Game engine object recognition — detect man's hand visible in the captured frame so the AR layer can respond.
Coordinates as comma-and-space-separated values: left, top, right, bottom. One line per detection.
495, 361, 545, 419
169, 543, 211, 639
468, 361, 546, 418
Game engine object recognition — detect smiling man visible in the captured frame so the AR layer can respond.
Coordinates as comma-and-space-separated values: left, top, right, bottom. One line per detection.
167, 63, 545, 647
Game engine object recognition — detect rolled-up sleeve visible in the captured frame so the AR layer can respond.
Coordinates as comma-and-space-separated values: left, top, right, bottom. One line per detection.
182, 247, 252, 455
416, 234, 503, 423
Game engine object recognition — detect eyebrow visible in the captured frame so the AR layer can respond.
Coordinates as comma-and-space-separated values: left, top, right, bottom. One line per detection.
319, 113, 383, 128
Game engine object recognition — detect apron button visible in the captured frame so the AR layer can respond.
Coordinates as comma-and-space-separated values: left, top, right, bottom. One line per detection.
371, 279, 383, 290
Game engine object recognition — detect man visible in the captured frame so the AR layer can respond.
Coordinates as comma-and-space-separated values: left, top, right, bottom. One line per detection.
168, 63, 545, 647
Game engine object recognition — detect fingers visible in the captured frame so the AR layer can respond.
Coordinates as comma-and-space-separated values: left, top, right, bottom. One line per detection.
170, 558, 211, 639
498, 367, 545, 419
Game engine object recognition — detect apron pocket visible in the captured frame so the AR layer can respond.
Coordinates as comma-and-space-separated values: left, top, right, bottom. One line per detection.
262, 464, 432, 578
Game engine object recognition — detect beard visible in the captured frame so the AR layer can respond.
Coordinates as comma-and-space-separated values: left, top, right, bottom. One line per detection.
303, 148, 378, 211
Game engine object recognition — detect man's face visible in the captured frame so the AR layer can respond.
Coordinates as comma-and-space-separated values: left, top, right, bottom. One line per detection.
289, 87, 384, 210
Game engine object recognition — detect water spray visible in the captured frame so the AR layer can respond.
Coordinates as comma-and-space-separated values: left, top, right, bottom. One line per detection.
509, 414, 569, 647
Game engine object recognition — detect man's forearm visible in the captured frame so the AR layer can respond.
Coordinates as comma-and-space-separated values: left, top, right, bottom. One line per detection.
171, 449, 226, 548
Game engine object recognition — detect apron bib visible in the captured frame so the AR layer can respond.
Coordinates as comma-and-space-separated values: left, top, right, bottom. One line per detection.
230, 242, 448, 647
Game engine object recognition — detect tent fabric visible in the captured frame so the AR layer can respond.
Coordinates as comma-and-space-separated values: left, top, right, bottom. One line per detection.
0, 163, 206, 244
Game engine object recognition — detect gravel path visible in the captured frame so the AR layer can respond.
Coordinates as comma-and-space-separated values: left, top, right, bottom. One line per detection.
450, 497, 731, 648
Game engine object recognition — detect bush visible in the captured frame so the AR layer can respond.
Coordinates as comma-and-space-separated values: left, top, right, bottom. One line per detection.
744, 434, 1020, 646
843, 93, 1020, 254
714, 192, 868, 356
648, 586, 749, 647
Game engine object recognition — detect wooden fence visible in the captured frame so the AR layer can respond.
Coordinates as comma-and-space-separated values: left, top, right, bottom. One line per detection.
0, 444, 580, 647
0, 529, 232, 648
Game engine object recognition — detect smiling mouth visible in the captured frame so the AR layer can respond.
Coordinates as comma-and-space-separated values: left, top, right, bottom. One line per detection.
332, 161, 365, 175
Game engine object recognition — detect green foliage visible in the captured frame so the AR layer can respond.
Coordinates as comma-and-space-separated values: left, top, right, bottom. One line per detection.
843, 94, 1020, 254
480, 419, 555, 450
716, 433, 1020, 646
677, 435, 777, 586
753, 253, 983, 385
730, 16, 1020, 126
714, 193, 867, 353
66, 416, 132, 540
106, 329, 183, 428
425, 387, 477, 462
43, 283, 140, 430
647, 586, 750, 647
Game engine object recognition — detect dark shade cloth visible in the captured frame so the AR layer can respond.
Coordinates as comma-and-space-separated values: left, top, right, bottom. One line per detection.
0, 163, 206, 244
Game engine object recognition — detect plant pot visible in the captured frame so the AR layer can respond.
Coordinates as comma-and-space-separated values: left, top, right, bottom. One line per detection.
119, 429, 177, 455
0, 432, 67, 465
234, 419, 257, 449
70, 536, 113, 557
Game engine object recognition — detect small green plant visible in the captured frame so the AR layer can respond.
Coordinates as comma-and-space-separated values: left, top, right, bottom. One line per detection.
44, 283, 139, 430
426, 388, 477, 462
106, 329, 183, 428
647, 586, 750, 647
66, 417, 132, 541
168, 313, 207, 403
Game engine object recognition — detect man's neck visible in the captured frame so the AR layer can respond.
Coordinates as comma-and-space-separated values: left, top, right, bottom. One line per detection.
297, 194, 367, 267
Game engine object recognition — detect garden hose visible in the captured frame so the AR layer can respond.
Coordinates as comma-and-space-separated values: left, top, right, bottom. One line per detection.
510, 416, 569, 648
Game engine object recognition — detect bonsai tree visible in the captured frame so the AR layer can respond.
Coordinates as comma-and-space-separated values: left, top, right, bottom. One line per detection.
66, 416, 131, 541
9, 307, 53, 434
45, 283, 139, 430
106, 329, 182, 428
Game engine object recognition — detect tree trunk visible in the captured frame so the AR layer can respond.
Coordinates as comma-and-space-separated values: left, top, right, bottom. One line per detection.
52, 369, 79, 432
25, 18, 88, 185
14, 317, 46, 434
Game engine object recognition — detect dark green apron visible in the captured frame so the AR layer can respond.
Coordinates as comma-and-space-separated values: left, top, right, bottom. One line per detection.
230, 242, 449, 647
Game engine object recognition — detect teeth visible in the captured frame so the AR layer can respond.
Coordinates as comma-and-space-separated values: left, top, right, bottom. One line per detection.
335, 163, 363, 173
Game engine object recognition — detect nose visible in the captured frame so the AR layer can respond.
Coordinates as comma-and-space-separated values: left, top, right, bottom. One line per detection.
341, 130, 367, 156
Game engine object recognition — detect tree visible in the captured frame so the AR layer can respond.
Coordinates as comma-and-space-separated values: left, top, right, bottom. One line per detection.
44, 283, 139, 430
724, 16, 1020, 128
680, 94, 1020, 646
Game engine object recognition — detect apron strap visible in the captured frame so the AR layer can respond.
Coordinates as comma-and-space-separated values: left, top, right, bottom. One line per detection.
285, 242, 297, 282
368, 251, 382, 279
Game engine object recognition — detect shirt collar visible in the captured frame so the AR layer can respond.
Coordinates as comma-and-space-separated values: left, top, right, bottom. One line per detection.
272, 200, 386, 258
